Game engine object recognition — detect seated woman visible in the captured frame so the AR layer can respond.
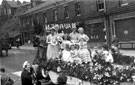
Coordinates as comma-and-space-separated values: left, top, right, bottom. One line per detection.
70, 44, 82, 64
101, 44, 114, 63
59, 44, 73, 63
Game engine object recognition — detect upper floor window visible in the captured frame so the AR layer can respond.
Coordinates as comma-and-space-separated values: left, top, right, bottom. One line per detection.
8, 9, 11, 15
97, 0, 104, 11
75, 2, 81, 16
53, 9, 58, 21
64, 6, 69, 19
44, 13, 47, 23
120, 0, 128, 6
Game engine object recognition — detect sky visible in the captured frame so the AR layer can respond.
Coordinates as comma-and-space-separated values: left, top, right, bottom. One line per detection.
0, 0, 30, 5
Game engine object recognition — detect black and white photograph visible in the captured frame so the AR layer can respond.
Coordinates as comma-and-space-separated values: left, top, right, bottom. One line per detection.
0, 0, 135, 85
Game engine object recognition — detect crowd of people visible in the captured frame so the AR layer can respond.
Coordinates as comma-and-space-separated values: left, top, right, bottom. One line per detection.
21, 61, 68, 85
1, 25, 120, 85
45, 25, 115, 64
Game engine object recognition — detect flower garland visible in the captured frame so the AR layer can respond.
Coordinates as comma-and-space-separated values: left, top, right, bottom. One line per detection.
43, 53, 135, 85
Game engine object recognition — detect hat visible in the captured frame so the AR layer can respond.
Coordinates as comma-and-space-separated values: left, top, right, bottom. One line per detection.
23, 61, 29, 69
55, 24, 59, 28
78, 27, 84, 32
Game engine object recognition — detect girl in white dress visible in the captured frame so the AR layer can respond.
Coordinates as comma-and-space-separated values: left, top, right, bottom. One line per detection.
46, 27, 59, 60
70, 44, 82, 63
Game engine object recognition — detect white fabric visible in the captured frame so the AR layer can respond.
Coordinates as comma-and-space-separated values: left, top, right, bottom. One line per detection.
62, 50, 73, 62
103, 51, 114, 63
46, 34, 60, 60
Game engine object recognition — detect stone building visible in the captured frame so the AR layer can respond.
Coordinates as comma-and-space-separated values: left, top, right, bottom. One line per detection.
18, 0, 135, 48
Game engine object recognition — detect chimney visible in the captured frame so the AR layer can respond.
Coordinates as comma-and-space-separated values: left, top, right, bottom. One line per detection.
17, 0, 21, 5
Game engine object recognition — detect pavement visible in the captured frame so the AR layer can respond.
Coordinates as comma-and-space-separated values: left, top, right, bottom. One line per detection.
11, 44, 36, 50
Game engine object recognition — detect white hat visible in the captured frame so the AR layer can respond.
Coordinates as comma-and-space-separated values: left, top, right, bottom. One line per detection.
78, 27, 84, 32
23, 61, 29, 69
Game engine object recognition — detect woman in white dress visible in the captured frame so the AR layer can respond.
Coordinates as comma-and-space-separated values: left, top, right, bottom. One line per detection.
46, 27, 60, 60
69, 27, 79, 43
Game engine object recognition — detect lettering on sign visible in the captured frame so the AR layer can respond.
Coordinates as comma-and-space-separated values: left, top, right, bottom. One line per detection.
44, 23, 76, 30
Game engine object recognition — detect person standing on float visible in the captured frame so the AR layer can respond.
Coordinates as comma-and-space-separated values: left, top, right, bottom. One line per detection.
77, 27, 91, 63
54, 25, 64, 51
69, 27, 79, 43
46, 27, 59, 60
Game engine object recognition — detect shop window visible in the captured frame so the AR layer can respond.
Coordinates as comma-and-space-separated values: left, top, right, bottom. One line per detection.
120, 0, 128, 6
64, 6, 69, 19
97, 0, 104, 11
53, 9, 58, 21
75, 2, 81, 16
44, 13, 47, 23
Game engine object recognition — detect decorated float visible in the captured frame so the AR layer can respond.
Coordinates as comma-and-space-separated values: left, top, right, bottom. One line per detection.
33, 44, 135, 85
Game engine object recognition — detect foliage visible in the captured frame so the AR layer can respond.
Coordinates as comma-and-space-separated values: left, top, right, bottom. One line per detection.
44, 53, 135, 85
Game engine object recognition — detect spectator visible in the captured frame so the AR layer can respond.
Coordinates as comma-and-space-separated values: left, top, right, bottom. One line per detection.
21, 61, 33, 85
0, 68, 14, 85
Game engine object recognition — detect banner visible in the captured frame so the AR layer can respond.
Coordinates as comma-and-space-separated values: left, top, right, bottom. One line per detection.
44, 23, 76, 31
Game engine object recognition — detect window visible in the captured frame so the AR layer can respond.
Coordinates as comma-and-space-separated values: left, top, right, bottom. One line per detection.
8, 9, 11, 15
120, 0, 128, 6
44, 13, 47, 23
53, 9, 58, 21
36, 14, 39, 23
64, 6, 69, 19
75, 2, 81, 16
97, 0, 104, 11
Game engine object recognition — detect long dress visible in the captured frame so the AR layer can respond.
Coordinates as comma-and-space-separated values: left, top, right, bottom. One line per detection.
78, 33, 91, 63
46, 34, 59, 60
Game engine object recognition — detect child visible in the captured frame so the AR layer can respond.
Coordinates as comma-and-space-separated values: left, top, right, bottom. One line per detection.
60, 44, 73, 63
70, 44, 82, 63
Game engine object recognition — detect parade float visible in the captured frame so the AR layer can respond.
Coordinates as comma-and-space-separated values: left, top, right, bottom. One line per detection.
33, 44, 135, 85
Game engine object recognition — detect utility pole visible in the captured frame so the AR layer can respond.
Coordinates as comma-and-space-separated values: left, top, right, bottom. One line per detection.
104, 0, 111, 48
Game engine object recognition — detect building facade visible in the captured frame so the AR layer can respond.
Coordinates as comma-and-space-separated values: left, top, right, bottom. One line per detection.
19, 0, 135, 48
1, 0, 21, 20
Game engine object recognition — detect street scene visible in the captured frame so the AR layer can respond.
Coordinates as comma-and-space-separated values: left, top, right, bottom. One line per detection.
0, 0, 135, 85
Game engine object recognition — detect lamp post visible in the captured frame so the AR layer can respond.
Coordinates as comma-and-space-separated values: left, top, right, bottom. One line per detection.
103, 0, 111, 48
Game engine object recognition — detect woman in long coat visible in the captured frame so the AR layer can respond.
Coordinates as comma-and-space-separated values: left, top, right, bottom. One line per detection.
21, 61, 33, 85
